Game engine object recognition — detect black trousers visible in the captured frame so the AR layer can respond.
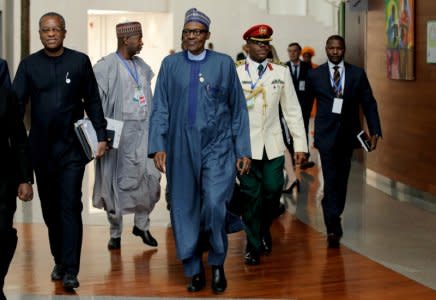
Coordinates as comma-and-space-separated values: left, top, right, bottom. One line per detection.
35, 161, 85, 275
0, 182, 18, 294
319, 147, 353, 236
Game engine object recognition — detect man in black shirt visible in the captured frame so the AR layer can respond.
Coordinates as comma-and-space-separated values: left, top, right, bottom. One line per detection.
13, 12, 107, 290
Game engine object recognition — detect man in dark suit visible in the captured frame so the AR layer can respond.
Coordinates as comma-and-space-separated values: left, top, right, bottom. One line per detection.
285, 43, 314, 170
286, 42, 314, 139
306, 35, 382, 248
0, 59, 33, 300
13, 12, 107, 290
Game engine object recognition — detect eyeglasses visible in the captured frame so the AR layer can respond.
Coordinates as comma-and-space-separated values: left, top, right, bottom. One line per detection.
182, 29, 208, 37
248, 40, 270, 47
40, 27, 64, 33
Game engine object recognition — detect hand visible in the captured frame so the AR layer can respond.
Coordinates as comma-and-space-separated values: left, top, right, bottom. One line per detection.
18, 183, 33, 201
95, 141, 107, 159
294, 152, 306, 166
153, 151, 167, 173
236, 157, 251, 175
370, 135, 379, 151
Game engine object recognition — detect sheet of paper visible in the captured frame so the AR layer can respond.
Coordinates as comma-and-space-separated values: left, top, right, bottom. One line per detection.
105, 118, 124, 149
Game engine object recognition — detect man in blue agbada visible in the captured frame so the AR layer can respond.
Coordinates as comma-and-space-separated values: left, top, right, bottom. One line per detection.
148, 8, 251, 294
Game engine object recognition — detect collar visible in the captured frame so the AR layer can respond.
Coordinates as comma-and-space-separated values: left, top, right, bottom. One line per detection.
328, 60, 345, 70
187, 49, 207, 61
247, 55, 268, 70
290, 60, 301, 67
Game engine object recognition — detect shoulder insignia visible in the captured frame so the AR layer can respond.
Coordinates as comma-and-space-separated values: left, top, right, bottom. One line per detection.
235, 59, 246, 67
267, 58, 285, 66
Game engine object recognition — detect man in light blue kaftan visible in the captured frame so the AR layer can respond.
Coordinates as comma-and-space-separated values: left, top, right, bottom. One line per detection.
148, 8, 251, 293
93, 22, 161, 250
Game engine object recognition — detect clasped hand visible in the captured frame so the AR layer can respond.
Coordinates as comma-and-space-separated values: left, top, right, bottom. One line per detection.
236, 157, 251, 175
18, 183, 33, 202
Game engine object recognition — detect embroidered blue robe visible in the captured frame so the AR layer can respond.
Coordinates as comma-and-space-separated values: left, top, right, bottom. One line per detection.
148, 50, 251, 274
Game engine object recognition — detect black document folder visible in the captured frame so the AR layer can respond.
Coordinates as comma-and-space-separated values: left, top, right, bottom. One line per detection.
74, 118, 123, 160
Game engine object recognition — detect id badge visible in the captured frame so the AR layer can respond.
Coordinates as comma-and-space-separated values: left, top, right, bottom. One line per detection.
134, 87, 147, 107
247, 98, 254, 109
298, 80, 305, 91
332, 97, 343, 114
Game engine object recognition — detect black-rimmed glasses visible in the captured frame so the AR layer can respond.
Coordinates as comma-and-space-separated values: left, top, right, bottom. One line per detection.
182, 29, 208, 37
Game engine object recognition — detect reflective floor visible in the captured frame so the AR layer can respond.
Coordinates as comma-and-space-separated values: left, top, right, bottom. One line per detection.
289, 162, 436, 291
7, 158, 436, 299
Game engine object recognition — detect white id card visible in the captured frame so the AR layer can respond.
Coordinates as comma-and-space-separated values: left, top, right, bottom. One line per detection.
298, 80, 305, 91
332, 97, 343, 114
134, 87, 147, 108
246, 98, 255, 109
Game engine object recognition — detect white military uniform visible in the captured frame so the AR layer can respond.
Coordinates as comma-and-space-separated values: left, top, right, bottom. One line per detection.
236, 56, 308, 159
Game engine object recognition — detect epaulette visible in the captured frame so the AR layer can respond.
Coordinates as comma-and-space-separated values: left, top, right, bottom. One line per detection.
268, 58, 286, 66
235, 59, 246, 67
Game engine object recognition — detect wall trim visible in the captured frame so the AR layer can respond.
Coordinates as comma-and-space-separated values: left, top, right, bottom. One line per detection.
366, 169, 436, 213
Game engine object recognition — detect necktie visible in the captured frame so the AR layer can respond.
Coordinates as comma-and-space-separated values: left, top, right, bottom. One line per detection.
333, 65, 342, 97
293, 64, 299, 79
257, 64, 264, 77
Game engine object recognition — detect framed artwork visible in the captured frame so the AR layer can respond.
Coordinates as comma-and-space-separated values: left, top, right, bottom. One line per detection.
385, 0, 415, 80
427, 21, 436, 63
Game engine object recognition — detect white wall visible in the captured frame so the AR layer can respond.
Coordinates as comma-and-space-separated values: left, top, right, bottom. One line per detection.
3, 0, 335, 75
28, 0, 169, 55
88, 12, 173, 87
268, 0, 307, 16
169, 0, 334, 64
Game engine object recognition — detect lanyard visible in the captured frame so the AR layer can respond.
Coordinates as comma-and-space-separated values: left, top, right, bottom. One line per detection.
116, 52, 140, 87
330, 68, 344, 96
245, 63, 267, 90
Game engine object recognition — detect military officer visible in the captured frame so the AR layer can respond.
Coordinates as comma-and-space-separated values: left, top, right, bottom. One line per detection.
236, 24, 307, 265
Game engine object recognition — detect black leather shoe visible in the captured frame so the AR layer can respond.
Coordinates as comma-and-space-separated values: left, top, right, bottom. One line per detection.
187, 270, 206, 292
132, 226, 158, 247
244, 251, 260, 265
261, 232, 272, 255
327, 233, 341, 248
211, 265, 227, 293
273, 203, 286, 218
107, 237, 121, 250
283, 179, 300, 193
63, 273, 80, 290
51, 264, 65, 281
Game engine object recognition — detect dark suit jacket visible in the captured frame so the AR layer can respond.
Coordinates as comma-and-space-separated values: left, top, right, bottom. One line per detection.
0, 59, 11, 90
306, 62, 382, 153
286, 60, 313, 121
0, 87, 33, 194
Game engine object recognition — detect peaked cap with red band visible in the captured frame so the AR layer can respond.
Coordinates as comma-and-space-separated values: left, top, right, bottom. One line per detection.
243, 24, 273, 42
